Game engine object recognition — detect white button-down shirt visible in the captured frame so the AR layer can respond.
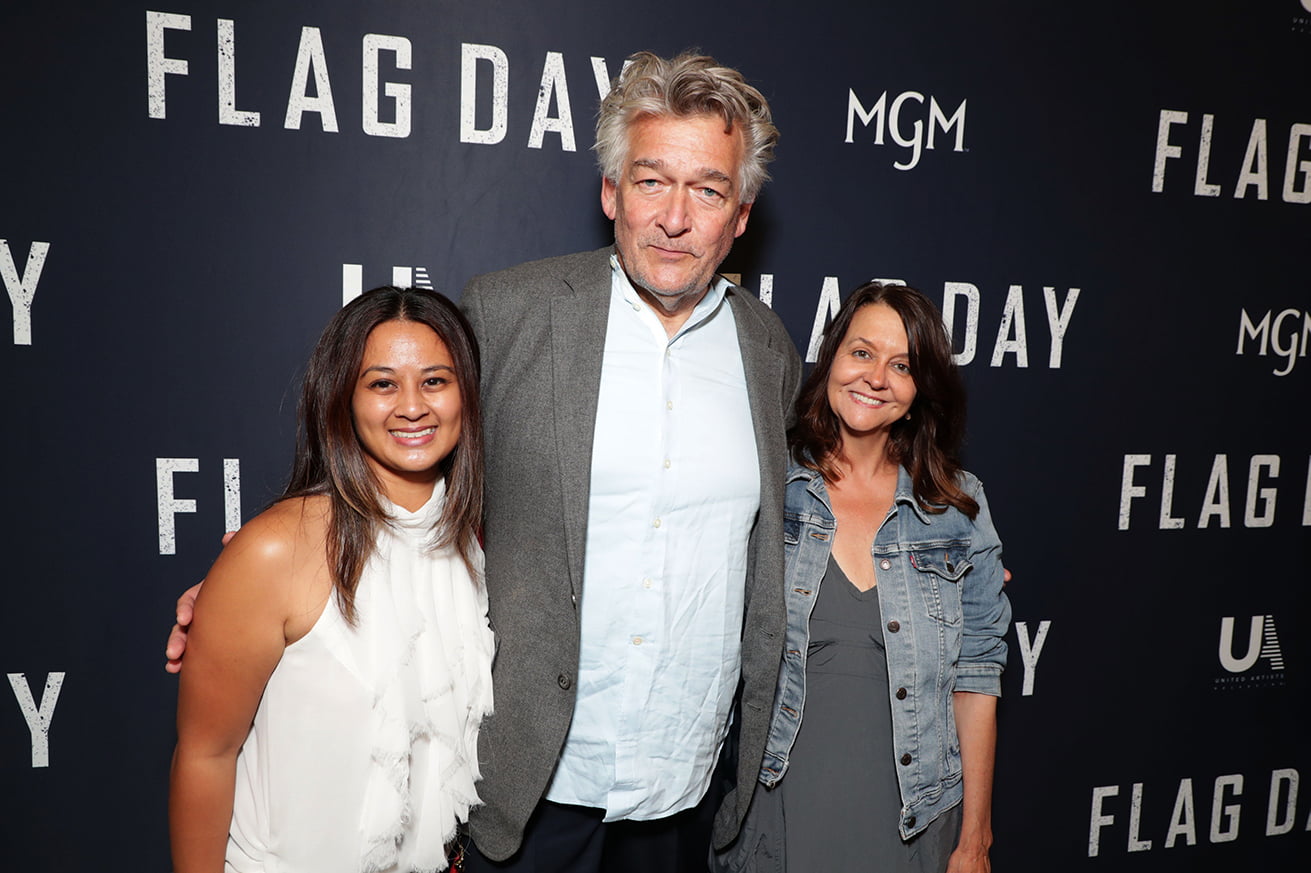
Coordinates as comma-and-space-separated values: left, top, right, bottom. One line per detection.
544, 256, 761, 821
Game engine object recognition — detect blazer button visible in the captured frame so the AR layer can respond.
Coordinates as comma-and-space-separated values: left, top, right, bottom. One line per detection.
887, 620, 900, 633
557, 673, 572, 690
895, 687, 907, 700
900, 753, 912, 766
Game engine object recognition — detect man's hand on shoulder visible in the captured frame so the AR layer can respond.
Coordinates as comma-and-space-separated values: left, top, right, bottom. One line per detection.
163, 531, 237, 674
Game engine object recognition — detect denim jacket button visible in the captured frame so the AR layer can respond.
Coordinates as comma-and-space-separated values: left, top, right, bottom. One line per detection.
887, 620, 901, 633
905, 815, 917, 828
900, 753, 912, 766
879, 558, 892, 570
895, 687, 907, 700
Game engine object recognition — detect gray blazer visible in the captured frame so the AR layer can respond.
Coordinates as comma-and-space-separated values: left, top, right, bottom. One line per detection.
460, 247, 801, 860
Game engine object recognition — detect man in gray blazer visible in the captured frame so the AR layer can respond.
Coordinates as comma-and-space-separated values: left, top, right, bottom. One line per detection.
461, 53, 800, 872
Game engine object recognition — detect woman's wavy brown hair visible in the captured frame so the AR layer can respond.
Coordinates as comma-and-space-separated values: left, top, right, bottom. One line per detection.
789, 281, 978, 519
282, 286, 484, 624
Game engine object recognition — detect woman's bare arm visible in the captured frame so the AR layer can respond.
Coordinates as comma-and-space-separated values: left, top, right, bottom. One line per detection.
947, 690, 998, 873
168, 509, 303, 873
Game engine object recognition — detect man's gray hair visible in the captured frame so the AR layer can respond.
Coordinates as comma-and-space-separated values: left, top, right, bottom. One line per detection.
594, 51, 779, 204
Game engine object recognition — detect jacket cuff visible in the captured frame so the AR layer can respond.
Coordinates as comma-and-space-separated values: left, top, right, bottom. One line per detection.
955, 663, 1002, 696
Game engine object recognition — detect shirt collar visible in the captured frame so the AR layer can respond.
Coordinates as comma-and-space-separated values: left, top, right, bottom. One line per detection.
894, 465, 935, 525
609, 252, 732, 341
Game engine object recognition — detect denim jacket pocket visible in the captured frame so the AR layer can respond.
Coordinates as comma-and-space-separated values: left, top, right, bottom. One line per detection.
908, 541, 971, 626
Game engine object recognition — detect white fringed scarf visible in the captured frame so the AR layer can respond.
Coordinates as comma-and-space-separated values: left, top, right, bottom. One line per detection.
354, 482, 495, 872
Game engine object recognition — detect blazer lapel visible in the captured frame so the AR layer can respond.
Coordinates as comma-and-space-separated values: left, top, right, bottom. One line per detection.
548, 256, 612, 602
730, 290, 790, 461
729, 289, 791, 615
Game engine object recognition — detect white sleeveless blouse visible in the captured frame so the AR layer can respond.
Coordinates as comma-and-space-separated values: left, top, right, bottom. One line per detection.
226, 482, 495, 872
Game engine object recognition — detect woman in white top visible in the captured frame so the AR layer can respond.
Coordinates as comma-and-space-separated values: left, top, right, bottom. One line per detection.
169, 286, 494, 873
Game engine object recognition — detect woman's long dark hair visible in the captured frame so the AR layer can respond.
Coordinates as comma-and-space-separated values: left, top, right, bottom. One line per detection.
789, 281, 979, 519
282, 286, 484, 624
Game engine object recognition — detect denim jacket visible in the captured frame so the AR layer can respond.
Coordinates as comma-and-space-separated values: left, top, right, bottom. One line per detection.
758, 462, 1011, 840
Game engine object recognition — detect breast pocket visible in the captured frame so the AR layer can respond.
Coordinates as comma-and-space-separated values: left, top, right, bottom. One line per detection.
908, 542, 971, 627
783, 512, 832, 584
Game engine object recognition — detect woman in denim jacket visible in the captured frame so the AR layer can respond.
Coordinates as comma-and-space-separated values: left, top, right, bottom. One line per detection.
716, 282, 1011, 873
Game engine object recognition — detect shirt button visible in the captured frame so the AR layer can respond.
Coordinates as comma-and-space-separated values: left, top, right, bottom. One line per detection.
653, 518, 662, 528
879, 559, 892, 570
900, 753, 912, 766
642, 578, 653, 589
632, 636, 643, 646
663, 459, 672, 469
887, 620, 900, 633
557, 673, 572, 689
895, 687, 907, 700
667, 401, 673, 410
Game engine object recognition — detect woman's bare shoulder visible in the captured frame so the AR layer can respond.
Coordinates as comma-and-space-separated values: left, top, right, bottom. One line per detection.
232, 494, 329, 554
205, 495, 331, 595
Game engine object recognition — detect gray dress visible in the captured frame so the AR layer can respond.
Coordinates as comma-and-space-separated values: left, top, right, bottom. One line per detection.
774, 554, 962, 872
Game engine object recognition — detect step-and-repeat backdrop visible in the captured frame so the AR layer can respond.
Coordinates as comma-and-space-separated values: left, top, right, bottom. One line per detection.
2, 2, 1306, 869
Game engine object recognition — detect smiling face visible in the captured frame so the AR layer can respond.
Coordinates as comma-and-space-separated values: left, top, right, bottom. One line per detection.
601, 113, 753, 317
826, 303, 919, 446
351, 320, 462, 504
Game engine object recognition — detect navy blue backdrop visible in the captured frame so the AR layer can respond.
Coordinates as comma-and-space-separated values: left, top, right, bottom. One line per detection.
2, 2, 1307, 870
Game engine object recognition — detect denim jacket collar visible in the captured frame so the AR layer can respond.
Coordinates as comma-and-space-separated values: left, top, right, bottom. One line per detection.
785, 458, 935, 526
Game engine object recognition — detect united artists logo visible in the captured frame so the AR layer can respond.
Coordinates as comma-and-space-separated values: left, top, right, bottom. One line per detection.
342, 263, 433, 304
1214, 615, 1286, 690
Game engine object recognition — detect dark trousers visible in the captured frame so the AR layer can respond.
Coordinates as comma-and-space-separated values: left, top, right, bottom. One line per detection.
465, 797, 715, 873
